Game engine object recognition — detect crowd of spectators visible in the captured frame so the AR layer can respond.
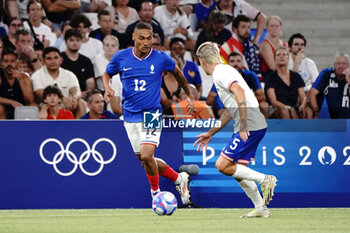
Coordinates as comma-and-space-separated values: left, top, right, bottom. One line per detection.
0, 0, 349, 120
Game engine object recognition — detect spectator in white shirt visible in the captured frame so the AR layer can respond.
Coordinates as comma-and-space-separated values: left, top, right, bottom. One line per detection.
154, 0, 195, 50
93, 35, 122, 116
31, 47, 86, 118
23, 0, 57, 47
288, 33, 319, 93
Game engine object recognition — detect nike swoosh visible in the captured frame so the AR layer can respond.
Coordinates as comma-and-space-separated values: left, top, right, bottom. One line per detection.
123, 67, 132, 71
224, 150, 233, 155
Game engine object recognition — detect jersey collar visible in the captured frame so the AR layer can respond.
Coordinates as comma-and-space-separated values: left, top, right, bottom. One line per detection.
132, 47, 153, 61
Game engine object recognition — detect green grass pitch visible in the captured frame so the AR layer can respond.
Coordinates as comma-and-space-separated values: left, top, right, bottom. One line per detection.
1, 208, 349, 233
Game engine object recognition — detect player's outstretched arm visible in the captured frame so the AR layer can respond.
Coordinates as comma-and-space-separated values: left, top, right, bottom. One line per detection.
102, 72, 115, 102
193, 109, 232, 151
229, 82, 250, 141
172, 65, 195, 114
194, 132, 213, 152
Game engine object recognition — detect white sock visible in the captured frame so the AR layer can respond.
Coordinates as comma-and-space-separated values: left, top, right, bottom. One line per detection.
232, 164, 266, 185
151, 188, 160, 193
238, 179, 264, 208
174, 173, 181, 185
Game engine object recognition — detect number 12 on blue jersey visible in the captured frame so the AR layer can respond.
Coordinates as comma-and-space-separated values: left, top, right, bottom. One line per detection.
134, 79, 146, 91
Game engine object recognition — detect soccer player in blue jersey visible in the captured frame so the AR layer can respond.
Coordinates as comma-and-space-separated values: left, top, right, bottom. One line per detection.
194, 42, 277, 218
102, 22, 195, 204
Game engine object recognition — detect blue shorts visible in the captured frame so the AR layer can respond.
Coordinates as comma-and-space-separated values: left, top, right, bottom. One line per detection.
220, 128, 266, 165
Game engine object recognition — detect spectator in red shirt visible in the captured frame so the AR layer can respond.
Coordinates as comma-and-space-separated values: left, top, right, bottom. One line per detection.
39, 85, 75, 119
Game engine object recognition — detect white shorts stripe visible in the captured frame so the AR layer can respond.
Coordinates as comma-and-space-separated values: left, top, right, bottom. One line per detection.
220, 152, 234, 162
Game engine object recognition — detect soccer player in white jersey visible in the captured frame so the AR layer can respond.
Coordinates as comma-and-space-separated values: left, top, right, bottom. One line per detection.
194, 42, 277, 218
102, 22, 194, 205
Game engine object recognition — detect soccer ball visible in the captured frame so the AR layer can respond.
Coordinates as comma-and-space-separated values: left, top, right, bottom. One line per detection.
152, 191, 177, 216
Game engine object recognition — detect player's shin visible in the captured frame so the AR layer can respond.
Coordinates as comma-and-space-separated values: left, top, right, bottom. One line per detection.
143, 156, 159, 191
156, 158, 179, 182
146, 173, 159, 191
237, 179, 264, 208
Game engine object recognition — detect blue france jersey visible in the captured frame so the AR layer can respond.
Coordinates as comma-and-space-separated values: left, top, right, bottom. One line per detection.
242, 69, 262, 92
106, 48, 175, 122
312, 67, 350, 118
183, 60, 202, 85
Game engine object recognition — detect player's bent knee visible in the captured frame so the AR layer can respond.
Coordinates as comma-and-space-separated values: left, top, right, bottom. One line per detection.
215, 157, 225, 173
140, 155, 154, 165
139, 150, 155, 163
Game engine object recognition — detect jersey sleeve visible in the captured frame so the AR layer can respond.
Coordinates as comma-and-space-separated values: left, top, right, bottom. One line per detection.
31, 72, 45, 92
210, 84, 218, 94
251, 74, 262, 91
67, 70, 81, 89
214, 94, 225, 110
161, 51, 176, 72
93, 55, 104, 77
179, 14, 194, 39
195, 4, 206, 24
245, 70, 261, 91
104, 110, 119, 119
308, 59, 319, 84
106, 51, 121, 76
264, 72, 275, 91
216, 66, 241, 91
85, 57, 95, 78
294, 72, 305, 89
192, 63, 202, 85
312, 68, 331, 92
111, 74, 122, 97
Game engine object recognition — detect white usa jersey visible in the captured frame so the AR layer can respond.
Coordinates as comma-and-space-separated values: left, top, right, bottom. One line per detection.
213, 64, 267, 132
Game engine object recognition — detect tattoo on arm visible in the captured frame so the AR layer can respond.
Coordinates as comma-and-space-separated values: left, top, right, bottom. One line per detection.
239, 119, 248, 131
239, 101, 247, 106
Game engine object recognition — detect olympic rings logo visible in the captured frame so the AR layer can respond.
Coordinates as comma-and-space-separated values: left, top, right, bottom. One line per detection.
39, 138, 117, 176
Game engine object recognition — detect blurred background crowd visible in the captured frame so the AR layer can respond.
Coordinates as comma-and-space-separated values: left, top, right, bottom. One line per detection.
0, 0, 349, 120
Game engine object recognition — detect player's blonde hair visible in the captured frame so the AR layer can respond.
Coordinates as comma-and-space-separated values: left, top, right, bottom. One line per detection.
196, 42, 221, 65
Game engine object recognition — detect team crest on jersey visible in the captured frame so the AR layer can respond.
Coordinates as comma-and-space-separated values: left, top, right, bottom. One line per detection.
150, 64, 155, 74
143, 110, 161, 129
187, 70, 195, 77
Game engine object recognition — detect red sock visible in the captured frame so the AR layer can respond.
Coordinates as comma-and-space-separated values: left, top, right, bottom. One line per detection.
146, 173, 159, 191
159, 165, 178, 183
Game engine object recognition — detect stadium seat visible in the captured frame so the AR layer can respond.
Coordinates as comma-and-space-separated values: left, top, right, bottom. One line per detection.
14, 106, 39, 120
